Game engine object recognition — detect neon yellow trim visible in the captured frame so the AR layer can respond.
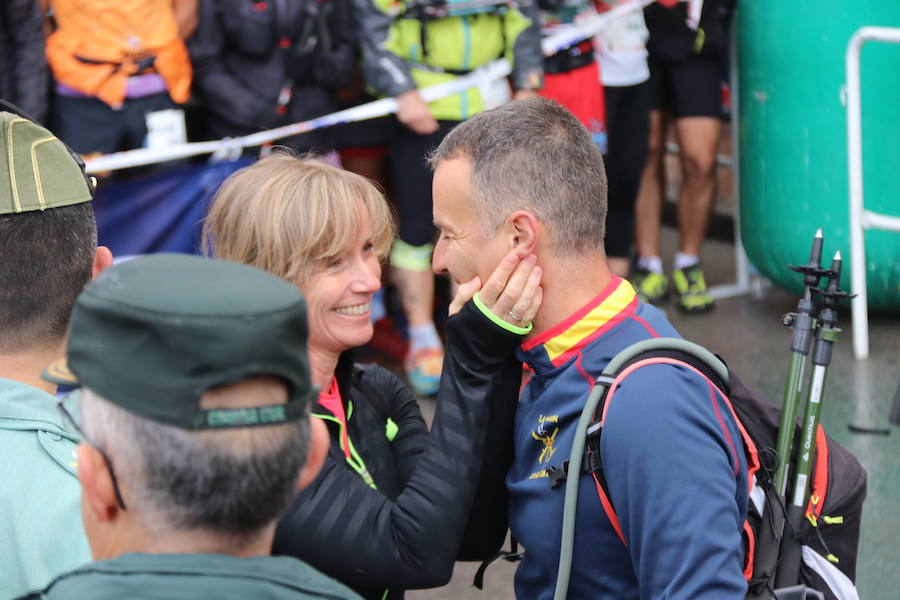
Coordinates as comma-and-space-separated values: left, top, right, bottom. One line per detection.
390, 240, 434, 271
473, 291, 532, 335
694, 28, 706, 54
827, 554, 840, 564
823, 515, 844, 525
31, 136, 55, 210
806, 513, 818, 527
7, 117, 27, 212
385, 418, 399, 441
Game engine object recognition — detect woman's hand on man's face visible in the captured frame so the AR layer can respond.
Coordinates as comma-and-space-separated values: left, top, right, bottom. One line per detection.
447, 252, 542, 329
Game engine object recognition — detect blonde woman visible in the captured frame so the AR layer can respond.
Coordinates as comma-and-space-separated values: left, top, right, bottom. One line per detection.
204, 152, 541, 599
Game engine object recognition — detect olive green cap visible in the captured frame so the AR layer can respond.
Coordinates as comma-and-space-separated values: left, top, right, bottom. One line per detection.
44, 254, 314, 430
0, 110, 93, 215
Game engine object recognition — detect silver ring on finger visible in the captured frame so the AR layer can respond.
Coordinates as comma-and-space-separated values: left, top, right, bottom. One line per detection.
507, 310, 522, 322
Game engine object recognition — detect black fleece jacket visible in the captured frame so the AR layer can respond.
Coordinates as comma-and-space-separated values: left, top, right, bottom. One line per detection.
273, 300, 523, 599
187, 0, 356, 149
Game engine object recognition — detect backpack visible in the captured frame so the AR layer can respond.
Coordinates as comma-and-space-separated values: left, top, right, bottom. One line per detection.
553, 337, 866, 600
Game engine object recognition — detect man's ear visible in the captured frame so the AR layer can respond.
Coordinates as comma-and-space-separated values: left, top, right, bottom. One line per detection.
77, 444, 120, 523
507, 211, 539, 256
297, 416, 329, 490
93, 246, 114, 279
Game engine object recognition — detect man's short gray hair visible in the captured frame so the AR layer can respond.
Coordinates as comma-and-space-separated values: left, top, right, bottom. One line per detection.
81, 382, 310, 541
429, 98, 608, 254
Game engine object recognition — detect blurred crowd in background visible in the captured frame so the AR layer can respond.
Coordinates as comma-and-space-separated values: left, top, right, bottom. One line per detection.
1, 0, 733, 396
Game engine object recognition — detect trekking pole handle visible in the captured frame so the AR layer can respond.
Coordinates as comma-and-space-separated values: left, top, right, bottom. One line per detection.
788, 228, 826, 293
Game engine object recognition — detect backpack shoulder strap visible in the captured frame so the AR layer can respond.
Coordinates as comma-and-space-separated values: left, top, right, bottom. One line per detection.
601, 337, 730, 390
553, 337, 729, 600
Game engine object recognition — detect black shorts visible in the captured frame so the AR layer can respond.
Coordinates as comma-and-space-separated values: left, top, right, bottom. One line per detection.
387, 119, 459, 247
51, 92, 175, 155
648, 53, 724, 120
332, 115, 394, 153
604, 81, 650, 258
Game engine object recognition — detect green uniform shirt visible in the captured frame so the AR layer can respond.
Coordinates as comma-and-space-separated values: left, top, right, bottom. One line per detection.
18, 553, 364, 599
0, 378, 91, 598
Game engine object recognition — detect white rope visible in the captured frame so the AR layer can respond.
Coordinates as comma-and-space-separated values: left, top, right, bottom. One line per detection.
85, 0, 653, 174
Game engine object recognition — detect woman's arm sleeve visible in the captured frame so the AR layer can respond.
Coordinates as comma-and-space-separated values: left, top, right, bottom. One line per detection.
273, 300, 523, 590
456, 355, 520, 560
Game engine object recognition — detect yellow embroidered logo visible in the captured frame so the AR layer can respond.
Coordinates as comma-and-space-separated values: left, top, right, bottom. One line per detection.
531, 414, 559, 466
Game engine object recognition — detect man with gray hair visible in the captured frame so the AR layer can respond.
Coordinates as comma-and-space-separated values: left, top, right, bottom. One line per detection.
22, 253, 360, 599
430, 98, 749, 598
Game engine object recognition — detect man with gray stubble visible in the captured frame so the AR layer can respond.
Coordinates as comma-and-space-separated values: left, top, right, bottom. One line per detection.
22, 253, 361, 599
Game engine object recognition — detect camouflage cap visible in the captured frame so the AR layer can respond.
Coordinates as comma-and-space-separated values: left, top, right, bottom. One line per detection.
0, 109, 93, 215
44, 253, 315, 430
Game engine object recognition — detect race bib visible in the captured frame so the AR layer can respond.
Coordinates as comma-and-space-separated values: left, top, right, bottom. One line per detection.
145, 109, 187, 149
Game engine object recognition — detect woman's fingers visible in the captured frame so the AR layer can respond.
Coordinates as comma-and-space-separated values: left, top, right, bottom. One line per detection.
448, 276, 482, 317
506, 266, 542, 326
452, 252, 541, 328
479, 252, 523, 306
481, 253, 541, 327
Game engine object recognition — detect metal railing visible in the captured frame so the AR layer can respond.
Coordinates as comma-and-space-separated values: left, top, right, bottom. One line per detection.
845, 26, 900, 359
712, 14, 751, 301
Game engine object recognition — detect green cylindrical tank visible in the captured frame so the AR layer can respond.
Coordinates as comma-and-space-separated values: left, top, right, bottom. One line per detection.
738, 1, 900, 311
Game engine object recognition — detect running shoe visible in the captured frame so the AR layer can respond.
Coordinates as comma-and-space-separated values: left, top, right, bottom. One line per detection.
672, 264, 715, 313
405, 347, 443, 397
630, 267, 669, 305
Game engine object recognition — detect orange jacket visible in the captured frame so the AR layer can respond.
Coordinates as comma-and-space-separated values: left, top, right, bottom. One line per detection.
46, 0, 191, 108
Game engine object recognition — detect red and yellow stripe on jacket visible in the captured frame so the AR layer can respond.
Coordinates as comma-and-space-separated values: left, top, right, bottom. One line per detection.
47, 0, 191, 108
522, 276, 640, 368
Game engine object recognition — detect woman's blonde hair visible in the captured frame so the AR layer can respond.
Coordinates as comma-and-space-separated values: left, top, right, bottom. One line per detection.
203, 151, 395, 285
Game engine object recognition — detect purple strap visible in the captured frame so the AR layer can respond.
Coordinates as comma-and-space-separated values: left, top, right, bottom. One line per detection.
56, 73, 167, 100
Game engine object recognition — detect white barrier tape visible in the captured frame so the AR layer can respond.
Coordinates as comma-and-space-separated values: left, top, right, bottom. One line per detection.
85, 59, 511, 173
541, 0, 654, 57
85, 0, 653, 174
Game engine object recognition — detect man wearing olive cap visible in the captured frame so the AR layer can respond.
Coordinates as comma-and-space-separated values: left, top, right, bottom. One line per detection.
0, 105, 112, 596
20, 253, 359, 599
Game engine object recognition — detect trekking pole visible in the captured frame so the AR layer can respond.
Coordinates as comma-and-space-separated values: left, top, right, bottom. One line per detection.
774, 251, 854, 589
777, 229, 826, 494
749, 229, 825, 597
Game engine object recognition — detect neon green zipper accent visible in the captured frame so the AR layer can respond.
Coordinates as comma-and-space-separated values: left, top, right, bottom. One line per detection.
385, 418, 399, 441
311, 410, 377, 490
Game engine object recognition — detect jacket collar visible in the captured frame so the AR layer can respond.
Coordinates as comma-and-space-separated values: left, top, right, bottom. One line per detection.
517, 276, 638, 372
312, 350, 356, 417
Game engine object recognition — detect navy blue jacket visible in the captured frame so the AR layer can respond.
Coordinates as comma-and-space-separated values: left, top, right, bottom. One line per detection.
508, 276, 749, 599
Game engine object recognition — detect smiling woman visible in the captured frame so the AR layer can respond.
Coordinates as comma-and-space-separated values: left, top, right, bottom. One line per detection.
205, 153, 393, 382
202, 151, 542, 600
